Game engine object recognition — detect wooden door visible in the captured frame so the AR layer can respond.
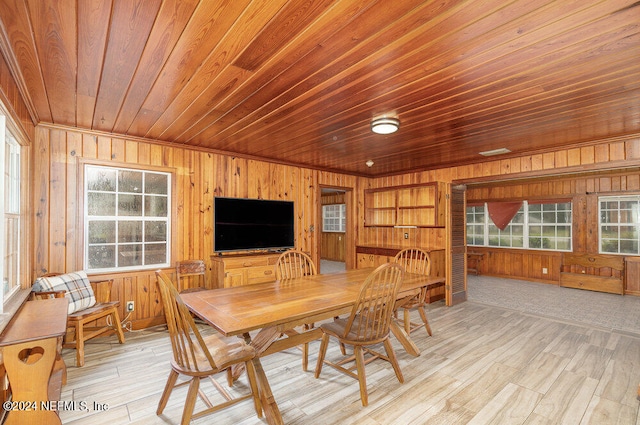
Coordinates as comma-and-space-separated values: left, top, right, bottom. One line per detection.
447, 185, 467, 305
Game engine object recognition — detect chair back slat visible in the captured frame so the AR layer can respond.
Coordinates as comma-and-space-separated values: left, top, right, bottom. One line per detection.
156, 271, 215, 372
394, 248, 431, 276
343, 263, 404, 342
275, 250, 317, 280
176, 259, 206, 291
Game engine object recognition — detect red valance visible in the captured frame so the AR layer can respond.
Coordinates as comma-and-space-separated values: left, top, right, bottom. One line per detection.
487, 201, 523, 230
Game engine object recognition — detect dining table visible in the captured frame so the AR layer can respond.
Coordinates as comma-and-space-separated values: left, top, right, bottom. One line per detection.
180, 266, 445, 425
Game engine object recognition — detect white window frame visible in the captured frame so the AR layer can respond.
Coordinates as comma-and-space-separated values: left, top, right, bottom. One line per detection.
0, 116, 22, 308
322, 204, 346, 232
599, 195, 640, 255
84, 164, 172, 272
467, 201, 572, 252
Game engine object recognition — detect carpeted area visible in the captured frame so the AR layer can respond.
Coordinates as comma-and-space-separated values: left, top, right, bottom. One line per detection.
467, 274, 640, 336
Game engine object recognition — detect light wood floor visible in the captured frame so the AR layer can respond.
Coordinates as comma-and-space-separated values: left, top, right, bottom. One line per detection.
58, 299, 640, 424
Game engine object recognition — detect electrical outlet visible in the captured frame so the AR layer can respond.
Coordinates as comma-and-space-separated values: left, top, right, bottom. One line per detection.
542, 268, 548, 274
126, 301, 134, 312
404, 232, 409, 239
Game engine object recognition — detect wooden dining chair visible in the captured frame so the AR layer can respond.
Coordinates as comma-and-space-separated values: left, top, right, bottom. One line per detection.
275, 250, 317, 280
176, 259, 207, 292
31, 272, 126, 367
314, 263, 405, 406
274, 249, 318, 371
155, 271, 262, 425
394, 248, 433, 336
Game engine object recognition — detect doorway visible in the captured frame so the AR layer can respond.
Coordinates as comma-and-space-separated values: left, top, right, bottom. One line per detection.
318, 186, 353, 273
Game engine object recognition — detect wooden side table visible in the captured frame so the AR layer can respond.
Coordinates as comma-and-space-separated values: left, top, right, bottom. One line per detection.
0, 298, 68, 425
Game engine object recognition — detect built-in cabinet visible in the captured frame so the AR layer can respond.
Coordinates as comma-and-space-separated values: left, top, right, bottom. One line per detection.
356, 246, 400, 268
355, 245, 446, 303
210, 253, 281, 288
364, 182, 446, 228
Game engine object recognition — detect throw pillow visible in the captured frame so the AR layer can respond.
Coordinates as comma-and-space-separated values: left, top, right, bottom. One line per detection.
33, 271, 96, 314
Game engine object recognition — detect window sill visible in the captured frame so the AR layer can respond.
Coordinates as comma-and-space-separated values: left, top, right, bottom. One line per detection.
0, 289, 31, 336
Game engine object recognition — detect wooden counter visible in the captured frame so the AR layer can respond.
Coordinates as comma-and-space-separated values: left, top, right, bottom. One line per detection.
0, 298, 68, 425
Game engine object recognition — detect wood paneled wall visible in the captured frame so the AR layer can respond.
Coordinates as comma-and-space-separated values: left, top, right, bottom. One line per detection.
32, 125, 335, 328
0, 50, 34, 143
464, 169, 640, 286
358, 135, 640, 289
25, 123, 640, 328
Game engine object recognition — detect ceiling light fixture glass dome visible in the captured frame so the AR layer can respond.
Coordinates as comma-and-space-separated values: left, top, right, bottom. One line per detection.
371, 117, 400, 134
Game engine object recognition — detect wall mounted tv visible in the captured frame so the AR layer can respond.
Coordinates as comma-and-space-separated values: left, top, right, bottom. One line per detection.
214, 197, 295, 253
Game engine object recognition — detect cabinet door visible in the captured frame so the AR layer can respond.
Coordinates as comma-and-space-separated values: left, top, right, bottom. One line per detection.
224, 269, 246, 287
356, 253, 375, 268
372, 254, 391, 267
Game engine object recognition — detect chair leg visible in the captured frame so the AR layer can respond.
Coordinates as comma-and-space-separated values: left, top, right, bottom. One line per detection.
111, 309, 126, 343
383, 338, 404, 384
354, 346, 368, 406
417, 305, 432, 336
302, 341, 309, 371
403, 308, 411, 334
314, 333, 330, 378
157, 369, 179, 414
182, 377, 200, 425
75, 321, 85, 367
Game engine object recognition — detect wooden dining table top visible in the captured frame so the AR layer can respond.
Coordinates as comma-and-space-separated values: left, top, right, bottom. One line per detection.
180, 267, 445, 337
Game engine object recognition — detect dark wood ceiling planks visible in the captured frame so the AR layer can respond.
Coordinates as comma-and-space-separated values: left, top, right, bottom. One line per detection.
0, 0, 638, 176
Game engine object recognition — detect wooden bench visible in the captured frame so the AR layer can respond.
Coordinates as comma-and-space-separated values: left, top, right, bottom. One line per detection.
560, 253, 624, 295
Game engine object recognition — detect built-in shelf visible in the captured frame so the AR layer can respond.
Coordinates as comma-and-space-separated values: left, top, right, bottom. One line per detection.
364, 182, 445, 228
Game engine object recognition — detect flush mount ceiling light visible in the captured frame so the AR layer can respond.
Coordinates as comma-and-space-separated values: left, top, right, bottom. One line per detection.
371, 117, 400, 134
365, 159, 374, 167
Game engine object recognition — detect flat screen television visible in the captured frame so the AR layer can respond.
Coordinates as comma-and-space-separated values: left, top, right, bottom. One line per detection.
214, 197, 295, 253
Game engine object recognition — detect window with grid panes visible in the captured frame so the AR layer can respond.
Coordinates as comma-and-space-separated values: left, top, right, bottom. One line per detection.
600, 195, 640, 254
467, 201, 572, 251
466, 205, 485, 246
1, 120, 21, 305
84, 164, 171, 271
528, 202, 572, 251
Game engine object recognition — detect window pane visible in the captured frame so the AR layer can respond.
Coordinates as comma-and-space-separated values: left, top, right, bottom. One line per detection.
118, 221, 143, 243
556, 225, 571, 237
118, 194, 143, 216
118, 170, 142, 193
88, 245, 116, 269
87, 167, 116, 191
88, 221, 116, 243
557, 239, 571, 250
528, 211, 542, 223
529, 225, 542, 236
87, 193, 116, 216
601, 239, 618, 253
145, 221, 167, 242
118, 244, 142, 267
145, 195, 168, 217
145, 243, 167, 264
145, 173, 168, 194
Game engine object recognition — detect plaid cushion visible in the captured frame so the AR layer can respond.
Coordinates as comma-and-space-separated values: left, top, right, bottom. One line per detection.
33, 271, 96, 314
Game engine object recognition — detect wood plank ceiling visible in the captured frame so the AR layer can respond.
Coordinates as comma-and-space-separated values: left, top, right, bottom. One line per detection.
0, 0, 638, 176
